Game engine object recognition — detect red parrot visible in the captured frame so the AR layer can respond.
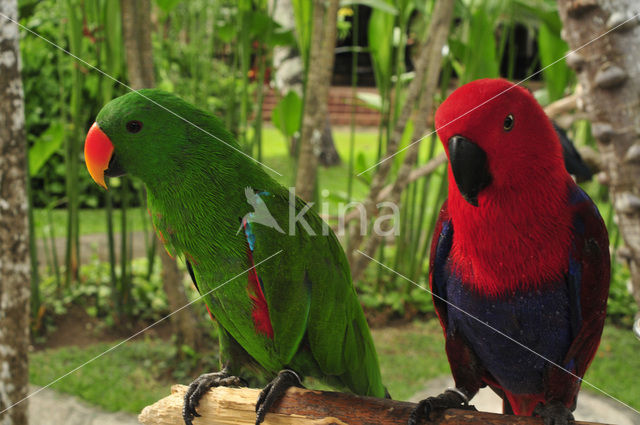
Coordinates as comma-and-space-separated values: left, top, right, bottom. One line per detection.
409, 79, 610, 425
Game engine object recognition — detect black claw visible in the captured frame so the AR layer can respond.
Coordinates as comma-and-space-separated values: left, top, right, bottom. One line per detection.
182, 370, 247, 425
533, 401, 575, 425
255, 369, 304, 425
408, 389, 476, 425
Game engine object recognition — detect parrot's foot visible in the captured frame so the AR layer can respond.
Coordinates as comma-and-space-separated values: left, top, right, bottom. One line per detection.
533, 400, 575, 425
254, 369, 304, 425
182, 369, 247, 425
408, 388, 476, 425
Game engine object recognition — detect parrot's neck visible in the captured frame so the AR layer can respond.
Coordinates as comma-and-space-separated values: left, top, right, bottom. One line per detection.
144, 159, 275, 268
447, 172, 574, 296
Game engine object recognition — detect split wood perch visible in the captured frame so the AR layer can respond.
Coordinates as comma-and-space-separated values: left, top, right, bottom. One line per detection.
138, 385, 608, 425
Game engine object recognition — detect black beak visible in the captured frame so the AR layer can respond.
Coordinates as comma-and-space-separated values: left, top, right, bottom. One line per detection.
448, 135, 492, 207
104, 153, 127, 178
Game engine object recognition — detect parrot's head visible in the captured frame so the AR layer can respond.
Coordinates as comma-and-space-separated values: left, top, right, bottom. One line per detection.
435, 78, 565, 208
84, 89, 237, 189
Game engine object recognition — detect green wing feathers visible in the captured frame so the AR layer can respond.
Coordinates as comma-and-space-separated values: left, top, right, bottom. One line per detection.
251, 190, 386, 398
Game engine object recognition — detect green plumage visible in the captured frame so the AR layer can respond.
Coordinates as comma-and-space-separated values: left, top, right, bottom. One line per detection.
94, 89, 386, 398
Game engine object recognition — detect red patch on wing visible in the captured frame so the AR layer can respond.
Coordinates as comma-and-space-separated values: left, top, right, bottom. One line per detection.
205, 305, 216, 322
246, 258, 274, 338
243, 220, 274, 339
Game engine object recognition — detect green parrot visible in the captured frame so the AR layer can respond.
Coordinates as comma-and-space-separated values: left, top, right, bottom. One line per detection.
83, 89, 388, 425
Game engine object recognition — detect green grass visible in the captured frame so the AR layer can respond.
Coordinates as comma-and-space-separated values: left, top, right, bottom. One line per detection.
31, 321, 638, 414
374, 320, 449, 401
29, 338, 176, 413
583, 322, 640, 408
28, 321, 447, 413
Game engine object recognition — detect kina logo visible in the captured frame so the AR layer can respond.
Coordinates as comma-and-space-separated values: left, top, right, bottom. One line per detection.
238, 187, 285, 234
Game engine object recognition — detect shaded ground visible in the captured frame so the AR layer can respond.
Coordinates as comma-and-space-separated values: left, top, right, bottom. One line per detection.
28, 385, 139, 425
34, 305, 173, 350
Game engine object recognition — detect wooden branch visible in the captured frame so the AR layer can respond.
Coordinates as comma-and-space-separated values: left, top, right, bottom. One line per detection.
138, 385, 607, 425
543, 93, 577, 119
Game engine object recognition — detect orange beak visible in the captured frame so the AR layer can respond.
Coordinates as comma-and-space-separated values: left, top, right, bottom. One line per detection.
84, 122, 113, 190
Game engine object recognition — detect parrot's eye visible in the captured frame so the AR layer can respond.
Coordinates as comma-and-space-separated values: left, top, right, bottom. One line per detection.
126, 120, 143, 133
503, 114, 514, 132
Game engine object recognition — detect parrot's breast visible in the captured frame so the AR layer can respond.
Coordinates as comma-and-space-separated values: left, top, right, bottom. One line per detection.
446, 274, 573, 395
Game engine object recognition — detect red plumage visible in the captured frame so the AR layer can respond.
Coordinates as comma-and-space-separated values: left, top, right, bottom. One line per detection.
435, 79, 573, 296
243, 221, 274, 339
429, 79, 610, 419
246, 254, 274, 338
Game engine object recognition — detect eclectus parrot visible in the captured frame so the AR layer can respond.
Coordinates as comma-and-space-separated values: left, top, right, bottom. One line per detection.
409, 79, 610, 425
83, 90, 387, 425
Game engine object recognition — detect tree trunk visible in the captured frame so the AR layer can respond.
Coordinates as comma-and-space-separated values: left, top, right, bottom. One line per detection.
120, 0, 155, 89
120, 0, 201, 350
0, 2, 31, 423
159, 247, 201, 353
557, 1, 640, 324
271, 0, 341, 167
294, 0, 340, 201
318, 116, 341, 166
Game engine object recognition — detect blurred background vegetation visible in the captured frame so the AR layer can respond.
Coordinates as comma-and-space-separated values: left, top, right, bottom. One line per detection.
17, 0, 638, 414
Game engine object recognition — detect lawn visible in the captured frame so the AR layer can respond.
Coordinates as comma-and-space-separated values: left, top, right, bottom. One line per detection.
29, 337, 176, 413
30, 321, 639, 415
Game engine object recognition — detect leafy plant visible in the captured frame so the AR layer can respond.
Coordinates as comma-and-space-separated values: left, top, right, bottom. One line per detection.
271, 90, 303, 147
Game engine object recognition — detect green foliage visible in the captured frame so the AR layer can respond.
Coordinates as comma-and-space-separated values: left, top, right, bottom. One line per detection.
20, 0, 129, 209
291, 0, 313, 64
607, 264, 637, 326
342, 0, 398, 15
356, 92, 383, 111
537, 20, 571, 101
29, 122, 65, 177
271, 90, 302, 142
449, 0, 503, 83
359, 277, 434, 317
39, 257, 169, 328
367, 2, 396, 98
155, 0, 182, 13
